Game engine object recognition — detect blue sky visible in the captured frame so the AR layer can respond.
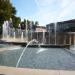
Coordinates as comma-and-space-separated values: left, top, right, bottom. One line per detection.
11, 0, 75, 26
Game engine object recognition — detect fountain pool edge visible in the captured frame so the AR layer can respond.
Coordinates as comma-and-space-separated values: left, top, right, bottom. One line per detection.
0, 66, 75, 75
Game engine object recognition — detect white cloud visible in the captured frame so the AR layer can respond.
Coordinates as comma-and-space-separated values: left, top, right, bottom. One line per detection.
35, 0, 54, 7
60, 0, 72, 8
57, 0, 75, 21
33, 0, 75, 26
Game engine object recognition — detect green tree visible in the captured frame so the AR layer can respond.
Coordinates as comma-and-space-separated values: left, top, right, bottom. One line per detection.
35, 21, 39, 26
31, 21, 35, 30
23, 19, 26, 29
24, 19, 26, 25
12, 16, 21, 28
32, 21, 39, 31
0, 0, 12, 21
27, 20, 30, 30
0, 0, 17, 34
11, 6, 16, 16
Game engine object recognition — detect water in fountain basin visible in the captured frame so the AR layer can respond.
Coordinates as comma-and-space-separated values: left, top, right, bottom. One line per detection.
16, 39, 39, 67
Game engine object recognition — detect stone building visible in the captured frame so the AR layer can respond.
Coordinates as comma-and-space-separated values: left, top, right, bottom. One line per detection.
35, 26, 46, 32
46, 19, 75, 45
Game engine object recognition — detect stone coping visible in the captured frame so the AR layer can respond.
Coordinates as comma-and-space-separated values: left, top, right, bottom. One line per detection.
0, 66, 75, 75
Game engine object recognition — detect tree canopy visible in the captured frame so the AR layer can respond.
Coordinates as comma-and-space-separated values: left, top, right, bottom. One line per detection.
0, 0, 39, 34
0, 0, 21, 34
20, 19, 39, 31
0, 0, 14, 22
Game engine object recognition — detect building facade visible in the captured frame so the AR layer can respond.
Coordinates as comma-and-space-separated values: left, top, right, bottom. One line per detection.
57, 19, 75, 32
46, 19, 75, 33
46, 23, 55, 33
35, 26, 46, 32
46, 19, 75, 45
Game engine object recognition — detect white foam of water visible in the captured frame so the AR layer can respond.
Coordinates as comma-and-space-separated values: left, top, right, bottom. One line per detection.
36, 48, 47, 54
70, 45, 75, 50
7, 46, 21, 50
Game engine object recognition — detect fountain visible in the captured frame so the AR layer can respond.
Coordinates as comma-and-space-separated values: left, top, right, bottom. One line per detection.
21, 31, 24, 41
42, 30, 45, 44
69, 35, 71, 45
37, 31, 38, 41
49, 26, 50, 44
18, 24, 21, 38
14, 31, 16, 40
55, 23, 57, 45
2, 18, 14, 41
2, 21, 9, 39
49, 31, 50, 44
16, 39, 38, 67
31, 30, 32, 40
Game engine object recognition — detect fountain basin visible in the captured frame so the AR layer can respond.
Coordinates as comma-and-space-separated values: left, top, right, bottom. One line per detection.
0, 45, 75, 70
1, 66, 75, 75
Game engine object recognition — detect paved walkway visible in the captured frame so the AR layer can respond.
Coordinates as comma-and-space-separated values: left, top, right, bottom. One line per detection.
0, 66, 75, 75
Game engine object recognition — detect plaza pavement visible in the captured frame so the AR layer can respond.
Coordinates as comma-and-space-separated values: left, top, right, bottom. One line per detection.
0, 66, 75, 75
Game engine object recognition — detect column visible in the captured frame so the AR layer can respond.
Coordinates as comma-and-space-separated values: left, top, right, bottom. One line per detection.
37, 32, 38, 41
69, 34, 71, 45
74, 34, 75, 45
64, 35, 66, 45
49, 32, 50, 44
